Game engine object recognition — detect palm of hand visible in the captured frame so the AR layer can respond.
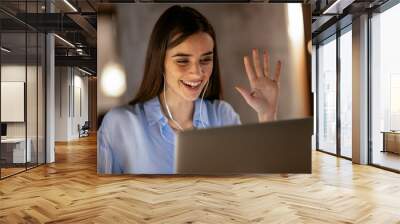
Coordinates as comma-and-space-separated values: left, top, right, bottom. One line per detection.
236, 49, 282, 121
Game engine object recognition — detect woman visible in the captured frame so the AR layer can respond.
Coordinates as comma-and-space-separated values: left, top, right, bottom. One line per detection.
98, 5, 282, 174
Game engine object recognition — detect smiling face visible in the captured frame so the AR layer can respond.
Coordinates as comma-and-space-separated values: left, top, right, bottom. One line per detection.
163, 32, 214, 102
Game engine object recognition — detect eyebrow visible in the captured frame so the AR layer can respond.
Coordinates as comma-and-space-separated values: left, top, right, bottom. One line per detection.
172, 51, 214, 57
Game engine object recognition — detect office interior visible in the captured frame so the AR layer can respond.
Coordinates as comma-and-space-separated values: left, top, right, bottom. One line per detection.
0, 0, 399, 222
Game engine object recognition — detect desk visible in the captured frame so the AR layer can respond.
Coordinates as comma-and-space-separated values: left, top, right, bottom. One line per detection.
1, 138, 31, 163
381, 131, 400, 154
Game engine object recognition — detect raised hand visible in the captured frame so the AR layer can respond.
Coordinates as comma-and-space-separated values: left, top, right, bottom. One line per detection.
236, 49, 282, 122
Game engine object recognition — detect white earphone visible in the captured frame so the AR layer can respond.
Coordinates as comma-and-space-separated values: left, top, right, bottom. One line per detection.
163, 74, 208, 131
198, 80, 209, 128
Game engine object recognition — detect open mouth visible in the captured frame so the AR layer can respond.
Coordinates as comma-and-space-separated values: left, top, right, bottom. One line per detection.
180, 80, 202, 89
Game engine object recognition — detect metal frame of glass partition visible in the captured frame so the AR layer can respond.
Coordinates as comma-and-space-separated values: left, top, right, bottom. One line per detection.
0, 1, 47, 180
338, 24, 353, 161
315, 24, 353, 161
336, 28, 342, 159
367, 0, 400, 173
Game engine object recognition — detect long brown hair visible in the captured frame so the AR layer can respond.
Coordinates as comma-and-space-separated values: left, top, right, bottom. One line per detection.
130, 5, 222, 105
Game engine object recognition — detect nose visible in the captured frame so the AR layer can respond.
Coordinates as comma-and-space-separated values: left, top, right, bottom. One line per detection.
189, 62, 204, 77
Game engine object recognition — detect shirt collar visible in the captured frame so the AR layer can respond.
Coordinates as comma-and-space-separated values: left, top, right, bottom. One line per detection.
143, 96, 174, 145
143, 96, 210, 128
193, 98, 210, 128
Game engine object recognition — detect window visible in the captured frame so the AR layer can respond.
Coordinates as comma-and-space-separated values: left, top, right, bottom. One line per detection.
339, 28, 352, 158
370, 2, 400, 171
317, 36, 337, 154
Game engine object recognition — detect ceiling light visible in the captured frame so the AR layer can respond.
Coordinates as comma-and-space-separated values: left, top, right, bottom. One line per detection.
1, 47, 11, 53
101, 63, 127, 97
54, 34, 75, 48
322, 0, 355, 15
63, 0, 78, 12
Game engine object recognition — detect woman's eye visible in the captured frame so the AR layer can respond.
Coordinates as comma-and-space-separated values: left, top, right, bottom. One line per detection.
200, 58, 213, 65
176, 60, 189, 65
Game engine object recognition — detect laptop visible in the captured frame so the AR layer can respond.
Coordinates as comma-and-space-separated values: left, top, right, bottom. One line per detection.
175, 117, 313, 174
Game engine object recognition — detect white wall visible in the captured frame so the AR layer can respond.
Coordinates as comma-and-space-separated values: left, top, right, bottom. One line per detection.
1, 65, 37, 138
72, 73, 89, 138
55, 67, 89, 141
55, 67, 69, 141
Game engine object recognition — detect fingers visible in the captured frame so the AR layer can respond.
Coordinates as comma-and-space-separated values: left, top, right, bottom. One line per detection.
274, 60, 282, 83
263, 50, 270, 79
252, 49, 263, 78
243, 56, 256, 87
244, 49, 282, 83
235, 86, 253, 105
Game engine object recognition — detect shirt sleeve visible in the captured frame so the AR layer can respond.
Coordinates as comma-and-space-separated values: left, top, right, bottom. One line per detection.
97, 123, 114, 174
217, 100, 241, 126
98, 109, 125, 174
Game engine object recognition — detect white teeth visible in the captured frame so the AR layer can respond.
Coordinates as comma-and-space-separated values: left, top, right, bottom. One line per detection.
181, 80, 201, 87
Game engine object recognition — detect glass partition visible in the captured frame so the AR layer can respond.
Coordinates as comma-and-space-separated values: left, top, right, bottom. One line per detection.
370, 3, 400, 171
0, 1, 46, 179
27, 31, 38, 169
317, 35, 337, 155
1, 30, 28, 177
339, 28, 352, 158
38, 32, 45, 165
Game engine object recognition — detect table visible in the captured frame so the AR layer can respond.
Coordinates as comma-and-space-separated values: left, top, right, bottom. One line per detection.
1, 138, 32, 164
381, 131, 400, 154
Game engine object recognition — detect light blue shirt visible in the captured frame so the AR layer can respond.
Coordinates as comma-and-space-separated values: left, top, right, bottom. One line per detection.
98, 96, 241, 174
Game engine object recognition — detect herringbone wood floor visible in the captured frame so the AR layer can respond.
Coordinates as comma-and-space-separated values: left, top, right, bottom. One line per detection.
1, 134, 400, 224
